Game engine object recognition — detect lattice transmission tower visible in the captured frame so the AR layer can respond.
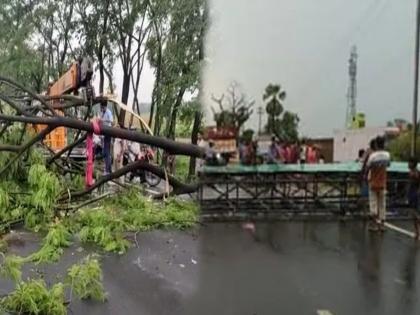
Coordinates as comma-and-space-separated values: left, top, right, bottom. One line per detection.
346, 46, 358, 129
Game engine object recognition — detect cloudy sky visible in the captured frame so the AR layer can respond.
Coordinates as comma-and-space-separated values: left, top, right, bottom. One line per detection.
203, 0, 417, 137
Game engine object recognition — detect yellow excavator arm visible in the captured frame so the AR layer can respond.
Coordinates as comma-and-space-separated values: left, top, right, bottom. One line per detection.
34, 57, 94, 150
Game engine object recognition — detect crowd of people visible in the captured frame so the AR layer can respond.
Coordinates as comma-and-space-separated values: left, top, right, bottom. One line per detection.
238, 137, 325, 165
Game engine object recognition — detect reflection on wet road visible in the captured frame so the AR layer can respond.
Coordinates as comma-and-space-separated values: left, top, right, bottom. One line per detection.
2, 222, 420, 315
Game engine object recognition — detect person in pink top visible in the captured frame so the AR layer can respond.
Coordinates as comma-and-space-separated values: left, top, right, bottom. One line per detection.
307, 145, 317, 164
290, 143, 299, 164
283, 143, 291, 164
276, 139, 287, 163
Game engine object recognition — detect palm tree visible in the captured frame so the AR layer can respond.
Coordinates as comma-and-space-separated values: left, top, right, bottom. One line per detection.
263, 84, 286, 135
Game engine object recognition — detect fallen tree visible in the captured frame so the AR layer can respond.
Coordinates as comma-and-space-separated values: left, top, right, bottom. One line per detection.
0, 76, 205, 216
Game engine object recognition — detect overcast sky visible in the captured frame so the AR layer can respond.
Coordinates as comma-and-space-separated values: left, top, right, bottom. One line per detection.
203, 0, 417, 137
101, 0, 418, 136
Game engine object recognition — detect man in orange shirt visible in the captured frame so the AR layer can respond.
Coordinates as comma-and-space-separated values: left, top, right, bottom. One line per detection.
366, 136, 390, 231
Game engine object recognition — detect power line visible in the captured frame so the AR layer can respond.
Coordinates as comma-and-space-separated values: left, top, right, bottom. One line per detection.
353, 0, 391, 43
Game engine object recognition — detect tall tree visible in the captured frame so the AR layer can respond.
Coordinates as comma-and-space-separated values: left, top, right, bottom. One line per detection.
211, 82, 254, 144
263, 83, 299, 142
147, 0, 206, 138
0, 0, 47, 91
75, 0, 113, 95
110, 0, 151, 126
263, 83, 286, 135
31, 0, 78, 79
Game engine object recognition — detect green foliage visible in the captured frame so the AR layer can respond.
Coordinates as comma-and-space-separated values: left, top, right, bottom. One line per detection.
112, 190, 198, 231
27, 222, 72, 264
66, 255, 106, 302
175, 99, 204, 138
277, 111, 300, 142
161, 198, 198, 229
241, 129, 255, 143
175, 156, 190, 182
0, 186, 10, 213
0, 280, 67, 315
0, 239, 7, 253
69, 174, 85, 191
0, 253, 25, 282
149, 0, 206, 136
264, 83, 286, 117
263, 83, 299, 141
388, 132, 420, 161
28, 149, 46, 166
0, 223, 71, 286
0, 125, 29, 181
212, 82, 254, 133
25, 164, 62, 230
76, 208, 130, 254
72, 189, 198, 253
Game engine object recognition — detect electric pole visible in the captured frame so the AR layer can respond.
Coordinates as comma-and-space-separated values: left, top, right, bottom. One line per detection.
412, 0, 420, 157
257, 106, 263, 135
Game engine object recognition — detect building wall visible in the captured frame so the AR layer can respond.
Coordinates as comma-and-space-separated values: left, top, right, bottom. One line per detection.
333, 127, 399, 162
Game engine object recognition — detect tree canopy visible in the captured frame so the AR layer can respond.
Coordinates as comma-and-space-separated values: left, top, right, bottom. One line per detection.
0, 0, 206, 135
211, 81, 254, 133
263, 83, 299, 142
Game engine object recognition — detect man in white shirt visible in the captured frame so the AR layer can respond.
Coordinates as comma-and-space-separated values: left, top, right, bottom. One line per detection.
366, 136, 390, 231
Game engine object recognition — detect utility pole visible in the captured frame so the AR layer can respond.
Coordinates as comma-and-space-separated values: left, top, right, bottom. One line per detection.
412, 0, 420, 157
257, 106, 263, 135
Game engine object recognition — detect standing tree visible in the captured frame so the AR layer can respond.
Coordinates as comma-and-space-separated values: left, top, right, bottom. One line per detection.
263, 83, 299, 142
264, 84, 286, 135
279, 111, 300, 142
0, 1, 49, 92
147, 0, 206, 138
211, 82, 254, 143
109, 0, 151, 126
75, 0, 114, 95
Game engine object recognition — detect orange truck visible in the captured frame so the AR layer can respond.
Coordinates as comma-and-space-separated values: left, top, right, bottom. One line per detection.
33, 57, 93, 151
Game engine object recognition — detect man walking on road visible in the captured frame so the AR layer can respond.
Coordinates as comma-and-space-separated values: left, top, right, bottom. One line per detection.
366, 136, 390, 231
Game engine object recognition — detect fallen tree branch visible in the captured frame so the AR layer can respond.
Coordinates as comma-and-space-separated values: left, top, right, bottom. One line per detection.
0, 126, 55, 176
0, 114, 204, 158
62, 160, 198, 201
59, 193, 113, 212
0, 144, 23, 152
0, 75, 57, 116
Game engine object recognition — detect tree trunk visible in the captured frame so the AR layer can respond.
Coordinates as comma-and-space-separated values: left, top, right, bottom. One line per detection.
119, 72, 130, 127
98, 0, 110, 95
0, 114, 204, 158
188, 110, 202, 179
167, 88, 186, 139
147, 1, 163, 129
104, 67, 114, 94
99, 64, 105, 95
98, 54, 105, 95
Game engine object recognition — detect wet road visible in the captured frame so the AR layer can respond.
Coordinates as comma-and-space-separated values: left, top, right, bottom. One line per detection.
2, 222, 420, 315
